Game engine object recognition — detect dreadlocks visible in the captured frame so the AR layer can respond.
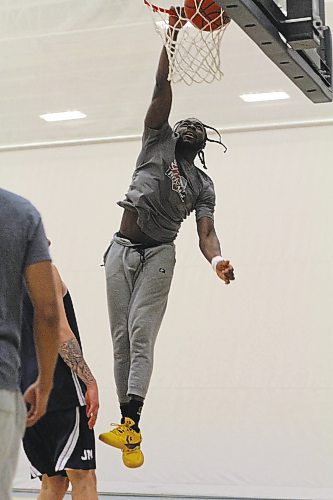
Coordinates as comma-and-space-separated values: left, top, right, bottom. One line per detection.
173, 119, 227, 170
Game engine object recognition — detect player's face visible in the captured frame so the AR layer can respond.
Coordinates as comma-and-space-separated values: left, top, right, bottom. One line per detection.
176, 118, 206, 149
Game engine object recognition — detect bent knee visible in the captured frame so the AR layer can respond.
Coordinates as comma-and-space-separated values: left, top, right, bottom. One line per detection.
41, 474, 69, 497
67, 468, 96, 485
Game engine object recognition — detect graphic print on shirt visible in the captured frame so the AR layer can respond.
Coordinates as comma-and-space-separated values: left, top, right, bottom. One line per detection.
165, 160, 187, 202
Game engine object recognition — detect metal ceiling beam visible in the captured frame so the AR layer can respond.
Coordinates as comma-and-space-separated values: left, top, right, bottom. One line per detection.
217, 0, 332, 103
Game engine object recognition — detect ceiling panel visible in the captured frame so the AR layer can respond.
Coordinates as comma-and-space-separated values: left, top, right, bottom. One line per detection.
0, 0, 332, 148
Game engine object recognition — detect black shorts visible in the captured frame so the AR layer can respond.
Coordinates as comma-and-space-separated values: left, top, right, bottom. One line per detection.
22, 405, 96, 478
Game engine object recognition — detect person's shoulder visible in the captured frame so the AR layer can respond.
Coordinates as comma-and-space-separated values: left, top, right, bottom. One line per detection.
0, 188, 40, 219
142, 120, 173, 142
194, 166, 214, 185
0, 187, 31, 207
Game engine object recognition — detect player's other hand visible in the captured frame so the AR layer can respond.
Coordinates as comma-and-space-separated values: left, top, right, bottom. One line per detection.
24, 379, 52, 427
85, 380, 99, 429
216, 260, 235, 284
169, 6, 186, 29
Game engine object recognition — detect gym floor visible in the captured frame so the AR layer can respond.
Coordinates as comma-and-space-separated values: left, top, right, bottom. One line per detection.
12, 492, 241, 500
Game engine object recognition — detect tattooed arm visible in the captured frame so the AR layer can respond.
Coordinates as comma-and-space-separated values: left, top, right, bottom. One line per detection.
52, 265, 99, 429
58, 337, 95, 386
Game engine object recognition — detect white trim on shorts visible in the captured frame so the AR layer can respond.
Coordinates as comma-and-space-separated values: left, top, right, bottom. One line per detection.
29, 461, 42, 479
71, 371, 86, 406
55, 407, 80, 472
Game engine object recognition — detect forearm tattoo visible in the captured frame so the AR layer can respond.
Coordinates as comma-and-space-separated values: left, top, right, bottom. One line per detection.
59, 338, 95, 386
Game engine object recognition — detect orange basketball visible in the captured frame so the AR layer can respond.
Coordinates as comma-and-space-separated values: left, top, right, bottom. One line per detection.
184, 0, 223, 32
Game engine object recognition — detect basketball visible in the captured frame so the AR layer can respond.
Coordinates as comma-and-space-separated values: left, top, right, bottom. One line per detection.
184, 0, 223, 32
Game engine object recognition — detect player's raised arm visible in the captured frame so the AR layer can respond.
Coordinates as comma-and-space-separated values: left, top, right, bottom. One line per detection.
144, 7, 184, 130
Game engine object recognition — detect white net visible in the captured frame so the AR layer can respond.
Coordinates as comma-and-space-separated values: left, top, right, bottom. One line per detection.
144, 0, 230, 85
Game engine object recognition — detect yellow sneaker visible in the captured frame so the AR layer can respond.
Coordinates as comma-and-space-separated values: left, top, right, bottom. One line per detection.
99, 417, 141, 451
122, 443, 144, 468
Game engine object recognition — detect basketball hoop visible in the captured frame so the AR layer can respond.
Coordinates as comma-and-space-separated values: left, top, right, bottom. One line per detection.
144, 0, 230, 85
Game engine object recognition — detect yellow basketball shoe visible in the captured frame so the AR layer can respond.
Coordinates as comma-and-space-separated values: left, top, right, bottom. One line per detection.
122, 442, 144, 468
99, 417, 142, 451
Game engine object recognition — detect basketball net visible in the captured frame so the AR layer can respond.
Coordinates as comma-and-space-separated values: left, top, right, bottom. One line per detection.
144, 0, 230, 85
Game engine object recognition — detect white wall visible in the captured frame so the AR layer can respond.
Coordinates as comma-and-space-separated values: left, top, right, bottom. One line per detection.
2, 124, 333, 499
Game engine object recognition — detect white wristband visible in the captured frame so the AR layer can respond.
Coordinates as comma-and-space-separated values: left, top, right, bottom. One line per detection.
211, 255, 223, 272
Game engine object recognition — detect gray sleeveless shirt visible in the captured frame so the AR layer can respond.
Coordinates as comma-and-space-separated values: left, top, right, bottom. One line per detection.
118, 121, 216, 243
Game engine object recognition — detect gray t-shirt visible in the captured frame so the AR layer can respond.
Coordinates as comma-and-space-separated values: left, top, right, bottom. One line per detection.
118, 121, 216, 242
0, 188, 51, 391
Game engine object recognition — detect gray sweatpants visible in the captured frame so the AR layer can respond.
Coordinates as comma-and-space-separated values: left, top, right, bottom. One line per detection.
104, 234, 176, 403
0, 390, 26, 500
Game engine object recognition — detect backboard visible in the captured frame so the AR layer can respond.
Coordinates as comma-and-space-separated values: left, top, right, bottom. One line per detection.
217, 0, 332, 103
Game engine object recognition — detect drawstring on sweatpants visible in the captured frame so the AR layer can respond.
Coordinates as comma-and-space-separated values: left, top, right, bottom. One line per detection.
112, 232, 163, 273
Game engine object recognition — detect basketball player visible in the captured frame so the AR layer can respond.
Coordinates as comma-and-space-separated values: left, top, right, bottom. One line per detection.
21, 260, 99, 500
0, 188, 61, 500
99, 8, 234, 468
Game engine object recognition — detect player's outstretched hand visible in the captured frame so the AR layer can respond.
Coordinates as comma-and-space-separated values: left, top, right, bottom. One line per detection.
216, 260, 235, 284
24, 379, 52, 427
85, 380, 99, 429
222, 9, 231, 26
